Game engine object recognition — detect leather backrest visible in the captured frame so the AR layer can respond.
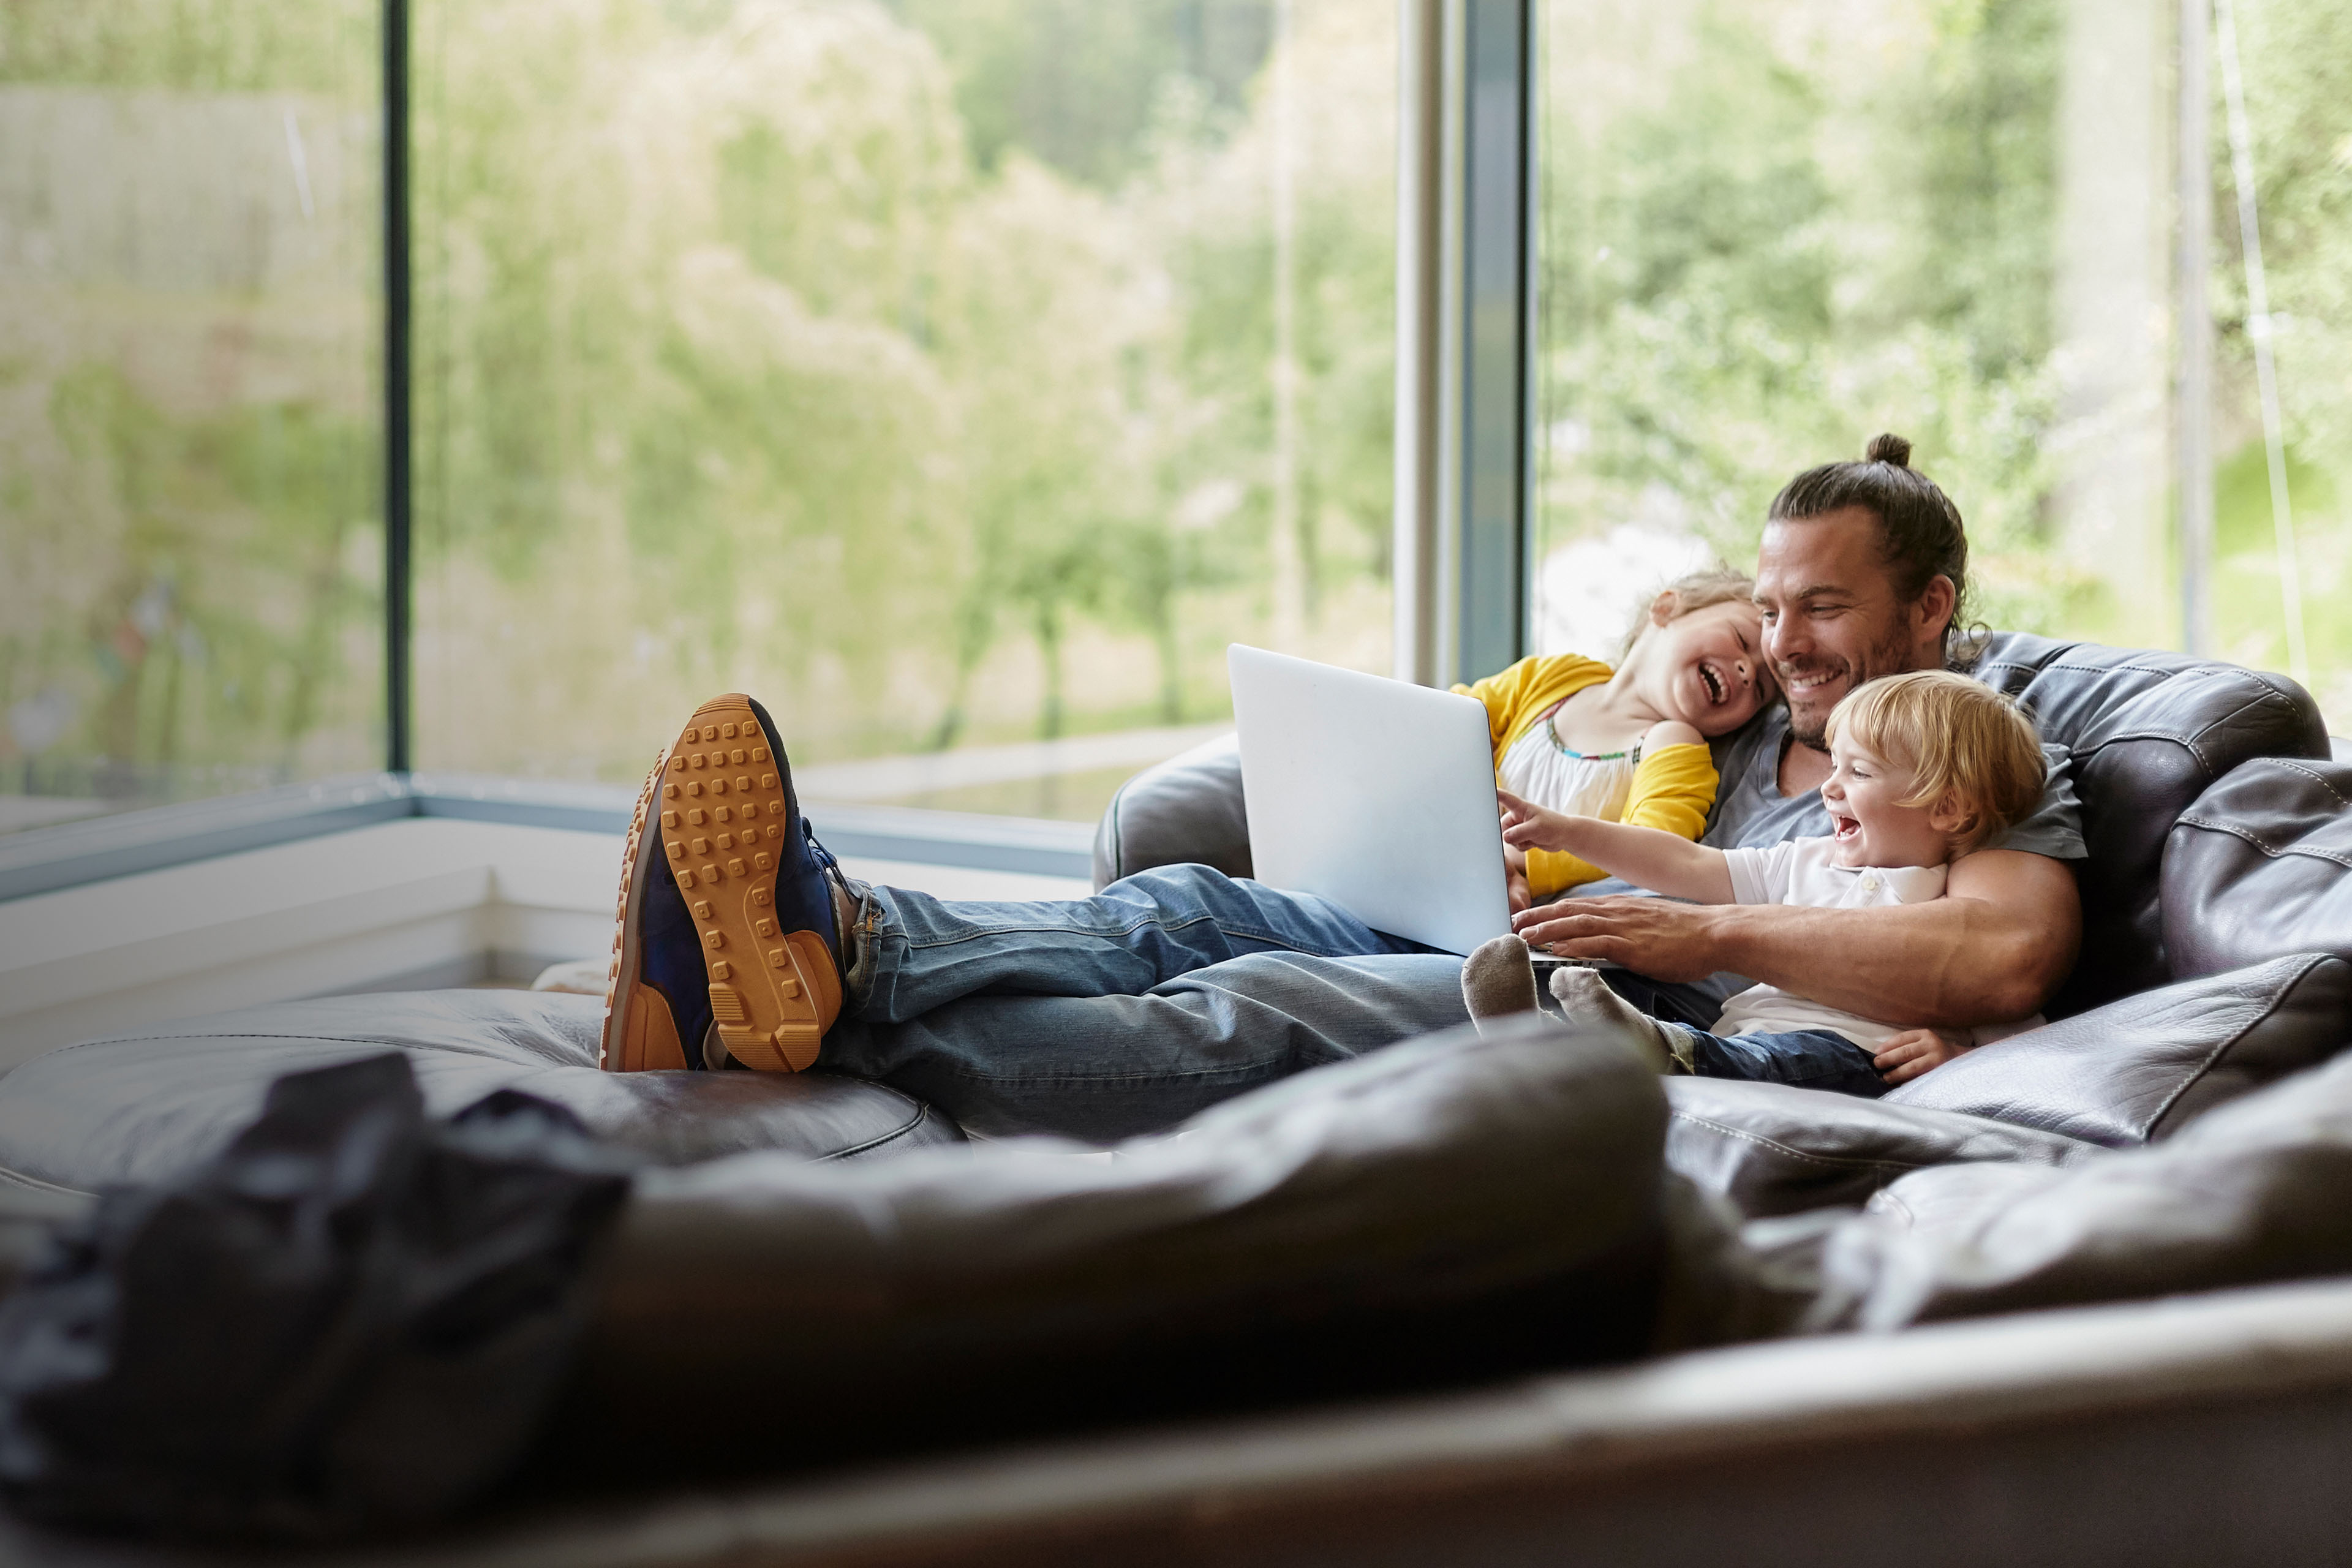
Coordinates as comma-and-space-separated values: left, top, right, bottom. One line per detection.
0, 990, 962, 1192
1882, 953, 2352, 1145
2164, 758, 2352, 980
1964, 633, 2324, 1014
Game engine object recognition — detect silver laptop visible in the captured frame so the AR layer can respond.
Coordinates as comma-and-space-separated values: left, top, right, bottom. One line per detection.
1227, 644, 1512, 955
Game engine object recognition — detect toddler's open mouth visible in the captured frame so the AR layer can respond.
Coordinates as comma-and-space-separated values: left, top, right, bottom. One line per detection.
1831, 813, 1862, 843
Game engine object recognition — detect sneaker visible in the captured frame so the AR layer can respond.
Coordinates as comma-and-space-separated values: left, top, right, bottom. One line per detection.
600, 693, 845, 1073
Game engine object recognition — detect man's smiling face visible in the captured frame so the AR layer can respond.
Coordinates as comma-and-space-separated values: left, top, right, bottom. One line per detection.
1753, 506, 1952, 749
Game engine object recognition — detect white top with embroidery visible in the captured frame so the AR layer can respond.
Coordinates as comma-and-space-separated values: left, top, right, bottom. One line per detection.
1494, 709, 1640, 822
1713, 837, 2039, 1050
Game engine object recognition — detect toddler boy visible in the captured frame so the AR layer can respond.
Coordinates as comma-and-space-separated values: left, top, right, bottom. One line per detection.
1467, 669, 2046, 1096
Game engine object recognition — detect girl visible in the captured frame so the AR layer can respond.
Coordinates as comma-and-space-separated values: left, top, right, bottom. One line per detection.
1458, 567, 1776, 910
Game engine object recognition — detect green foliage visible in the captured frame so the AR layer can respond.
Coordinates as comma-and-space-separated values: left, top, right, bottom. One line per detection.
880, 0, 1273, 187
1537, 0, 2070, 634
0, 0, 375, 92
396, 0, 1393, 772
1536, 0, 2352, 725
2203, 1, 2352, 699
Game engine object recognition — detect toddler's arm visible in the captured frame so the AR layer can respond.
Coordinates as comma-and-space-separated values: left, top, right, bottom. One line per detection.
1498, 788, 1735, 904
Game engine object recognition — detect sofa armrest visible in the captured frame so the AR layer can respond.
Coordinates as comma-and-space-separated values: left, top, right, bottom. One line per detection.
1092, 733, 1251, 890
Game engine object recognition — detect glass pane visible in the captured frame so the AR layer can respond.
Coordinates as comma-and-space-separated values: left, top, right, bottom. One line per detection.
2206, 0, 2352, 729
0, 2, 385, 834
411, 0, 1396, 822
1534, 0, 2352, 735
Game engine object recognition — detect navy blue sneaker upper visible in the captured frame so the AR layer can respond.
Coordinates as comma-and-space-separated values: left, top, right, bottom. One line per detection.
745, 696, 845, 979
637, 843, 716, 1064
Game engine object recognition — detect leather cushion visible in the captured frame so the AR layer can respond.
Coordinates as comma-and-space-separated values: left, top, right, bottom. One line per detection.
1092, 733, 1251, 891
1964, 633, 2324, 1015
1811, 1044, 2352, 1331
573, 1013, 1672, 1464
1664, 1076, 2094, 1218
1883, 953, 2352, 1146
0, 990, 961, 1192
2163, 758, 2352, 980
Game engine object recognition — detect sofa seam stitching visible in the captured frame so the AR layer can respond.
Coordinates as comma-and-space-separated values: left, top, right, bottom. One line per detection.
2248, 758, 2352, 807
1668, 1111, 1924, 1174
815, 1095, 932, 1161
2174, 815, 2352, 869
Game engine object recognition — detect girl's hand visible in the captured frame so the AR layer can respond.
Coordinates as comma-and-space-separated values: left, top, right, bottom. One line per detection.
1873, 1028, 1973, 1085
1497, 787, 1584, 855
1504, 838, 1531, 914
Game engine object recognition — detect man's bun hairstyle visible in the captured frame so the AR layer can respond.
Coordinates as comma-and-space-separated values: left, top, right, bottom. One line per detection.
1769, 432, 1970, 661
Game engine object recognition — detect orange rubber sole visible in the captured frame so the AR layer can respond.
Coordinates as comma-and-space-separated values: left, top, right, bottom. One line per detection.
653, 695, 841, 1071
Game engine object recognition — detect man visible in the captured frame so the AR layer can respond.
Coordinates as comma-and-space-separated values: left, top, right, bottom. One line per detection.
1517, 432, 2082, 1072
603, 435, 2082, 1138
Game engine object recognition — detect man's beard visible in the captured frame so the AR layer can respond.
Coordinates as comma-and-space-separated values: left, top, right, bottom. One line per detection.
1781, 620, 1921, 751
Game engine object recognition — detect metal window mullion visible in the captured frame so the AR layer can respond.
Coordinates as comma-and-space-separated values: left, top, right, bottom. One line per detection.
2176, 0, 2213, 657
1456, 0, 1534, 687
1392, 0, 1534, 691
383, 0, 413, 774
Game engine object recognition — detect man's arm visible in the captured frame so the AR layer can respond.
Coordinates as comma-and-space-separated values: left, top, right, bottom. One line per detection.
1510, 848, 2081, 1028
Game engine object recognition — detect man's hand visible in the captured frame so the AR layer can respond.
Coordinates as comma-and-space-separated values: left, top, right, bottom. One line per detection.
1874, 1027, 1972, 1086
1512, 896, 1730, 983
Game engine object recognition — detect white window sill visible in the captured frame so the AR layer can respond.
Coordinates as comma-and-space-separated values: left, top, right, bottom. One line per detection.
0, 818, 1089, 1069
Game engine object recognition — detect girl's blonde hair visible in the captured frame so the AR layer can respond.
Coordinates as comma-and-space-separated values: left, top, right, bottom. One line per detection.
1824, 670, 2044, 854
1617, 564, 1758, 658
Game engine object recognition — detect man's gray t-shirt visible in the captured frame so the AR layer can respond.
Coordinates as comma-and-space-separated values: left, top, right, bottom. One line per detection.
1572, 700, 2087, 1016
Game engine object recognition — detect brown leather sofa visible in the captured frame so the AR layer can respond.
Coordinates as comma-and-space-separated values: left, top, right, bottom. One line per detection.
6, 630, 2352, 1564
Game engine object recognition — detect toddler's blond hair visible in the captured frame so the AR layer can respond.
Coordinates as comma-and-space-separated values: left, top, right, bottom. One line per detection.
1824, 670, 2044, 854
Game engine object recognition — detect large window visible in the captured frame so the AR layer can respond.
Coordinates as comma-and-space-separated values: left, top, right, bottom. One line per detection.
1531, 0, 2352, 734
408, 0, 1397, 821
12, 0, 2343, 865
0, 2, 386, 832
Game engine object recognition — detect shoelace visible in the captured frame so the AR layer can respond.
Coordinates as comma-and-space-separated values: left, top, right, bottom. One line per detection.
802, 817, 841, 878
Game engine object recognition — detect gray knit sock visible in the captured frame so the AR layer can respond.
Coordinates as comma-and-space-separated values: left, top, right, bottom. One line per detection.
1548, 965, 1682, 1075
1460, 935, 1542, 1034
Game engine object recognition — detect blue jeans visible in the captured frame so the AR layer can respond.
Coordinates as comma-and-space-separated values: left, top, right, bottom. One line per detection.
1595, 968, 1888, 1097
1665, 1026, 1889, 1098
815, 864, 1466, 1140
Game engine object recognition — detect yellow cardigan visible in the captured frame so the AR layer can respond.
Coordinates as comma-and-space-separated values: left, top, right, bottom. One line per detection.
1452, 654, 1720, 900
